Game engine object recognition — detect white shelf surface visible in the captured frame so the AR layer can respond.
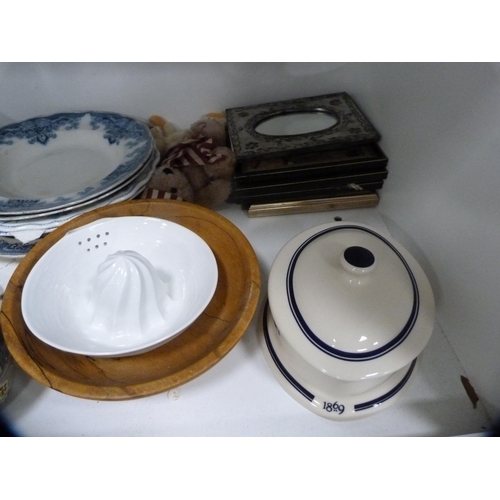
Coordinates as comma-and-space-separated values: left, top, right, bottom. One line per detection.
0, 205, 492, 436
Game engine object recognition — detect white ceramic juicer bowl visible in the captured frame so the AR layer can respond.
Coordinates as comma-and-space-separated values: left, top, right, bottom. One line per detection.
262, 221, 435, 421
22, 216, 218, 357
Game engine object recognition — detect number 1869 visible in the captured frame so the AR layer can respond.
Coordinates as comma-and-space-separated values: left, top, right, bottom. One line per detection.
323, 401, 345, 415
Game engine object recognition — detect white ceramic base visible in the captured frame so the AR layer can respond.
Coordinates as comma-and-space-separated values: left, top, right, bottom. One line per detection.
260, 301, 420, 421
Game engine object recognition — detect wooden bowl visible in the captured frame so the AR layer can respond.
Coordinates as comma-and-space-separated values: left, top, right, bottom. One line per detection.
0, 200, 261, 400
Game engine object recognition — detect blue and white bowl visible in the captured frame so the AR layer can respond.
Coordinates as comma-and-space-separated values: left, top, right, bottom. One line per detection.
0, 111, 154, 216
262, 221, 435, 420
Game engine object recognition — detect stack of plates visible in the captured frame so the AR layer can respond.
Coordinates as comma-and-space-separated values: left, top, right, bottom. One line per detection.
0, 111, 158, 256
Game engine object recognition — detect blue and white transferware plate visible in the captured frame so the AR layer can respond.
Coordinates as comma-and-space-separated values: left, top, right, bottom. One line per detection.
0, 148, 158, 252
0, 146, 159, 223
0, 235, 44, 257
0, 111, 153, 215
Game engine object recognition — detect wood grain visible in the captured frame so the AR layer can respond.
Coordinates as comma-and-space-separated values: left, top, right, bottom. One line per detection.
0, 199, 261, 400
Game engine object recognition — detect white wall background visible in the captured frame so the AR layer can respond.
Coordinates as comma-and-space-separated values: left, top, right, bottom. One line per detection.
1, 61, 499, 418
359, 63, 500, 419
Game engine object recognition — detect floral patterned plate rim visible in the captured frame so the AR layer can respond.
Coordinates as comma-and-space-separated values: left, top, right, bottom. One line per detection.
0, 111, 153, 215
0, 235, 42, 257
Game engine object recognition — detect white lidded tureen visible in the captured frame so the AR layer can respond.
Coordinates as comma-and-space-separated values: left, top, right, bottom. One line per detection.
262, 221, 435, 420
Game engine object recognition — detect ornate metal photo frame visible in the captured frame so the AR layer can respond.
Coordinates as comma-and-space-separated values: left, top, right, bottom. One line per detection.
226, 92, 381, 160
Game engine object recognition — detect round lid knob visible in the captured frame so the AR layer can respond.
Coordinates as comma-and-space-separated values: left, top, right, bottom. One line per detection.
341, 246, 376, 274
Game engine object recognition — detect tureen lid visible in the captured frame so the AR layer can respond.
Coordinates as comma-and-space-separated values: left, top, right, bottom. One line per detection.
267, 222, 435, 381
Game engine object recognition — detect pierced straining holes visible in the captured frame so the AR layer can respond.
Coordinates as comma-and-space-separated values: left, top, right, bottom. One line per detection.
334, 216, 343, 221
79, 231, 111, 251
